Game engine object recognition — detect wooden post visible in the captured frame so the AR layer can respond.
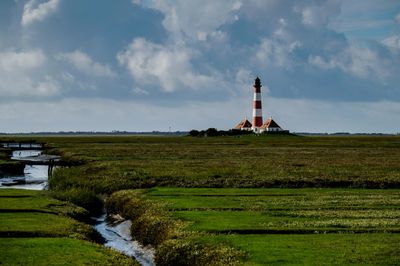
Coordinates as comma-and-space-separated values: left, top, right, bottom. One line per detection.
48, 159, 54, 178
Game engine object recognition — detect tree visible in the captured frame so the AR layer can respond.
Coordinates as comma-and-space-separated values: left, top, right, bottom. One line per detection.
189, 130, 200, 137
205, 128, 219, 137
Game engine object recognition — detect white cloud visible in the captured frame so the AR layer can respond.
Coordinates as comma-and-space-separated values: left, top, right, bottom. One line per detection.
126, 1, 399, 99
138, 0, 241, 41
309, 44, 394, 80
297, 0, 341, 28
117, 38, 218, 92
132, 0, 142, 5
235, 67, 252, 85
382, 35, 400, 50
57, 50, 116, 78
34, 75, 61, 96
0, 50, 46, 71
60, 72, 75, 84
131, 87, 149, 95
255, 38, 301, 69
240, 0, 398, 86
22, 0, 60, 26
345, 46, 390, 79
344, 45, 391, 79
308, 55, 337, 70
234, 67, 270, 96
0, 73, 61, 97
0, 50, 60, 97
237, 0, 341, 34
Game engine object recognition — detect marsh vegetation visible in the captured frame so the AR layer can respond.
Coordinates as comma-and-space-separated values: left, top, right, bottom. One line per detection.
1, 135, 399, 265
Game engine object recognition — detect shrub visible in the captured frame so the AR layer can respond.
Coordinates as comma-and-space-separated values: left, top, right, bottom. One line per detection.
155, 239, 246, 266
106, 190, 180, 246
189, 128, 255, 137
51, 188, 103, 216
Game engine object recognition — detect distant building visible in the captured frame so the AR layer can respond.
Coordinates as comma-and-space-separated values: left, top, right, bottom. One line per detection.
234, 117, 252, 131
234, 77, 288, 134
260, 117, 284, 132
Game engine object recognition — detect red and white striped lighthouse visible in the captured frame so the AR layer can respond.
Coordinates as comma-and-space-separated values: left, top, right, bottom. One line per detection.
252, 77, 263, 132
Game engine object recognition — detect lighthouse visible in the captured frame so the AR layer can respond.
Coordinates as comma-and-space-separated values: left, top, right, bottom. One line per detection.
252, 77, 263, 133
233, 76, 288, 134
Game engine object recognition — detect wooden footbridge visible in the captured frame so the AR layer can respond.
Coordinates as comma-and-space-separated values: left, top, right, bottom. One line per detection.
14, 155, 62, 166
1, 142, 63, 166
1, 142, 44, 150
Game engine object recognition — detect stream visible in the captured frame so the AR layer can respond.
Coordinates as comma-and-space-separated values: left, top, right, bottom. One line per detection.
95, 215, 154, 266
0, 143, 154, 266
0, 149, 48, 190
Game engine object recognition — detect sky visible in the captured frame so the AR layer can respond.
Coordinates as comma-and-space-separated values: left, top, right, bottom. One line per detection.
0, 0, 399, 133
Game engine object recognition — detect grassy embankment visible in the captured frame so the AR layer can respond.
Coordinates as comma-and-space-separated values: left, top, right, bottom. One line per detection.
2, 135, 400, 265
0, 188, 138, 265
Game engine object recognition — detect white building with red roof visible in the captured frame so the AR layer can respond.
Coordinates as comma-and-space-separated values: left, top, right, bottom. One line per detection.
234, 117, 253, 131
260, 117, 284, 132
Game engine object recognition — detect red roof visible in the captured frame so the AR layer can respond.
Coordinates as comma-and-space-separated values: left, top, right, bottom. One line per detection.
261, 118, 282, 129
234, 118, 252, 129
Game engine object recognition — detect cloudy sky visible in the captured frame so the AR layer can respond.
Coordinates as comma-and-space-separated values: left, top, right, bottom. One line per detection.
1, 0, 399, 133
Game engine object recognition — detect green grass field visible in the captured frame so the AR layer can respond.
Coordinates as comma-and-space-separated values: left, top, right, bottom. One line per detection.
0, 238, 136, 266
22, 135, 398, 194
208, 234, 400, 265
144, 188, 400, 233
137, 187, 400, 265
0, 189, 138, 265
1, 135, 400, 265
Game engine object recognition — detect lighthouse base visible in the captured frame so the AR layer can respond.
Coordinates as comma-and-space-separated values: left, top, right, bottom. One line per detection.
252, 127, 262, 134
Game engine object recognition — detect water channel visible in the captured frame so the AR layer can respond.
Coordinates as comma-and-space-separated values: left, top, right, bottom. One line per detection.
0, 143, 154, 266
0, 148, 48, 190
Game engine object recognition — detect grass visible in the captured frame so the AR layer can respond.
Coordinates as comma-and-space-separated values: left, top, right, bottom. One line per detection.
8, 135, 398, 194
205, 234, 400, 266
2, 135, 400, 265
0, 189, 82, 213
139, 187, 400, 265
0, 189, 94, 239
0, 238, 136, 266
144, 188, 400, 233
0, 212, 94, 237
0, 189, 138, 265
